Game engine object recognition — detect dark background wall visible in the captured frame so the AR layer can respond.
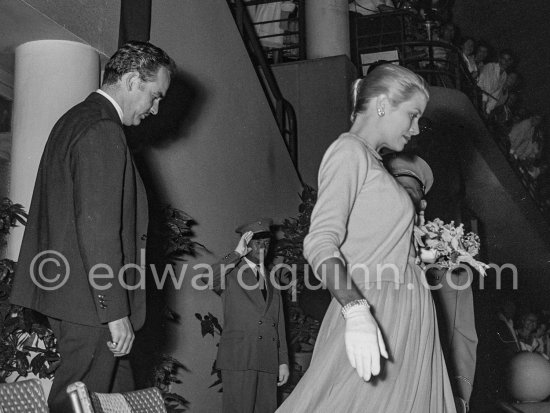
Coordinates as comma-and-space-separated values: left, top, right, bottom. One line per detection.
452, 0, 550, 120
132, 1, 303, 412
272, 55, 357, 187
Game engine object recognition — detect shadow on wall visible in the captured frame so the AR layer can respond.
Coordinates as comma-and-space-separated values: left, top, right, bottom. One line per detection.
126, 70, 207, 150
125, 69, 206, 390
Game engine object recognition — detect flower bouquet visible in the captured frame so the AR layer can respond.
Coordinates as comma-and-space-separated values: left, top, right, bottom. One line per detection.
414, 218, 489, 276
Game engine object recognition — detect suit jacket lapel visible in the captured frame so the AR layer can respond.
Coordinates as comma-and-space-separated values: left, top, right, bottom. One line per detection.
240, 264, 266, 309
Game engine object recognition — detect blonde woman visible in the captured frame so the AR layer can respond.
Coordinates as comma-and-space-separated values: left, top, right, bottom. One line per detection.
277, 65, 456, 412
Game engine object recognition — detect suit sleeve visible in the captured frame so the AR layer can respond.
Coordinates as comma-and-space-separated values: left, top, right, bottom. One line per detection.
71, 120, 129, 324
203, 251, 242, 295
276, 269, 289, 366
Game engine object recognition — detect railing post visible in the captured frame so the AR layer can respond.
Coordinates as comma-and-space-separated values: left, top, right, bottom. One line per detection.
298, 0, 306, 60
235, 0, 245, 33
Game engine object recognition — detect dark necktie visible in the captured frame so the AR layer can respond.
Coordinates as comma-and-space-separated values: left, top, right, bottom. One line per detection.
257, 267, 267, 301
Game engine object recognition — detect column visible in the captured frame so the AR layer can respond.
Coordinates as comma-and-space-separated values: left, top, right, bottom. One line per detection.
305, 0, 350, 59
7, 40, 99, 260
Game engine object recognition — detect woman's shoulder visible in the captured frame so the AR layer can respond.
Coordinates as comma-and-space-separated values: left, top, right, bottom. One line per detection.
322, 134, 383, 172
330, 133, 375, 154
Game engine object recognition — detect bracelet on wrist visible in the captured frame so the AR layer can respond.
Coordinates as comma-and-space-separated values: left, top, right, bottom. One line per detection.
341, 299, 371, 318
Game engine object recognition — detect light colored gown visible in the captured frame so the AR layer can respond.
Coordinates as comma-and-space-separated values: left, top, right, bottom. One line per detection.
277, 133, 456, 413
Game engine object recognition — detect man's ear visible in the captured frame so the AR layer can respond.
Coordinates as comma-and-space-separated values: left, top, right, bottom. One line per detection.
420, 199, 427, 212
123, 71, 140, 91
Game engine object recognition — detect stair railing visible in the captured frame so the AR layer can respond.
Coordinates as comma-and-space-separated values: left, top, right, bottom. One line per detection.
229, 0, 299, 171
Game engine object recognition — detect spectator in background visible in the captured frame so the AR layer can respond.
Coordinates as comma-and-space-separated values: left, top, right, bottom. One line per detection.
202, 220, 289, 413
460, 37, 478, 79
473, 41, 489, 74
495, 72, 519, 108
247, 0, 297, 63
490, 90, 520, 136
385, 153, 476, 413
488, 300, 521, 401
533, 319, 549, 359
428, 22, 457, 87
349, 0, 394, 15
433, 22, 457, 68
516, 312, 542, 353
477, 49, 514, 115
496, 301, 520, 355
509, 114, 544, 164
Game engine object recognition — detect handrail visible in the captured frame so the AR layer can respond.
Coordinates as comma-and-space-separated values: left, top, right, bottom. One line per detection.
229, 0, 300, 172
356, 39, 482, 110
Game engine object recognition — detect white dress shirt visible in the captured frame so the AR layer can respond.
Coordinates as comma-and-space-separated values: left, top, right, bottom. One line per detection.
95, 89, 123, 123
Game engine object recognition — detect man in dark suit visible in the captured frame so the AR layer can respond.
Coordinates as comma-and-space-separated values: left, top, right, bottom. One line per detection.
9, 41, 175, 413
204, 219, 289, 413
385, 153, 478, 413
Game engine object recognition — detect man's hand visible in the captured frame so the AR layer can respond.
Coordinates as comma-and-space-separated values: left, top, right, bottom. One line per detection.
234, 231, 253, 257
107, 316, 134, 357
344, 307, 388, 381
277, 363, 290, 386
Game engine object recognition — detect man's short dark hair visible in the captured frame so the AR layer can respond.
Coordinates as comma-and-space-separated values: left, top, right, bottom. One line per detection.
102, 41, 176, 86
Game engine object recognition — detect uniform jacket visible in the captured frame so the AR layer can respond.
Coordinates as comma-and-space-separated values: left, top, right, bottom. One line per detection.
209, 251, 289, 374
10, 92, 148, 330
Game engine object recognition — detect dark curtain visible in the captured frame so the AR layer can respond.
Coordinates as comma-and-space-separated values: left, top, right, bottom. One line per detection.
118, 0, 152, 47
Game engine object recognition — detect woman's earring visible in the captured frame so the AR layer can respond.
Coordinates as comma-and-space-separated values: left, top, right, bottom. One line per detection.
377, 108, 385, 117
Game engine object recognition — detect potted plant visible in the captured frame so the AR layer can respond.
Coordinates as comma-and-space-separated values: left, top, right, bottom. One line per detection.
0, 198, 60, 383
275, 185, 322, 390
144, 204, 205, 412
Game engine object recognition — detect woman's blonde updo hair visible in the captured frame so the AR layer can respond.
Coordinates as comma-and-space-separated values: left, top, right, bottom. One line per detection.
350, 64, 430, 122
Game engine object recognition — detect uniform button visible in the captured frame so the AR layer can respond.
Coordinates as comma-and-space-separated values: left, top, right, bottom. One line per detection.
258, 336, 262, 340
272, 323, 276, 327
258, 320, 263, 325
141, 234, 147, 241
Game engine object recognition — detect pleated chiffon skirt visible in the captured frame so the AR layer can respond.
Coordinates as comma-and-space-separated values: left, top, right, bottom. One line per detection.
277, 259, 457, 413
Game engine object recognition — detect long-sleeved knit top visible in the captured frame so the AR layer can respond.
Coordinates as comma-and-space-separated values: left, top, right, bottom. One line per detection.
304, 133, 415, 286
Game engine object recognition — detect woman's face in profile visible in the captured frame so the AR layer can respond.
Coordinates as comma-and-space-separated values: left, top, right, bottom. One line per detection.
380, 92, 428, 153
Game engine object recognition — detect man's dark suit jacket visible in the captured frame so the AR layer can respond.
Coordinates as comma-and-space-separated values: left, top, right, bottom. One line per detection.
10, 92, 148, 330
210, 251, 289, 374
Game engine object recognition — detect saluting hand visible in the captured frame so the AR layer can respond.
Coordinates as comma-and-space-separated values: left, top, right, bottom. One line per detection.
234, 231, 253, 257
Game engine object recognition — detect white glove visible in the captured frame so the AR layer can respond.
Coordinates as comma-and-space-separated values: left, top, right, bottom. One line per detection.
234, 231, 253, 257
344, 306, 388, 381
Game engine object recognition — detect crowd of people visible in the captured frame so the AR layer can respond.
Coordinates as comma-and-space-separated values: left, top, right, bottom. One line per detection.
497, 300, 550, 360
483, 299, 550, 403
410, 16, 550, 212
